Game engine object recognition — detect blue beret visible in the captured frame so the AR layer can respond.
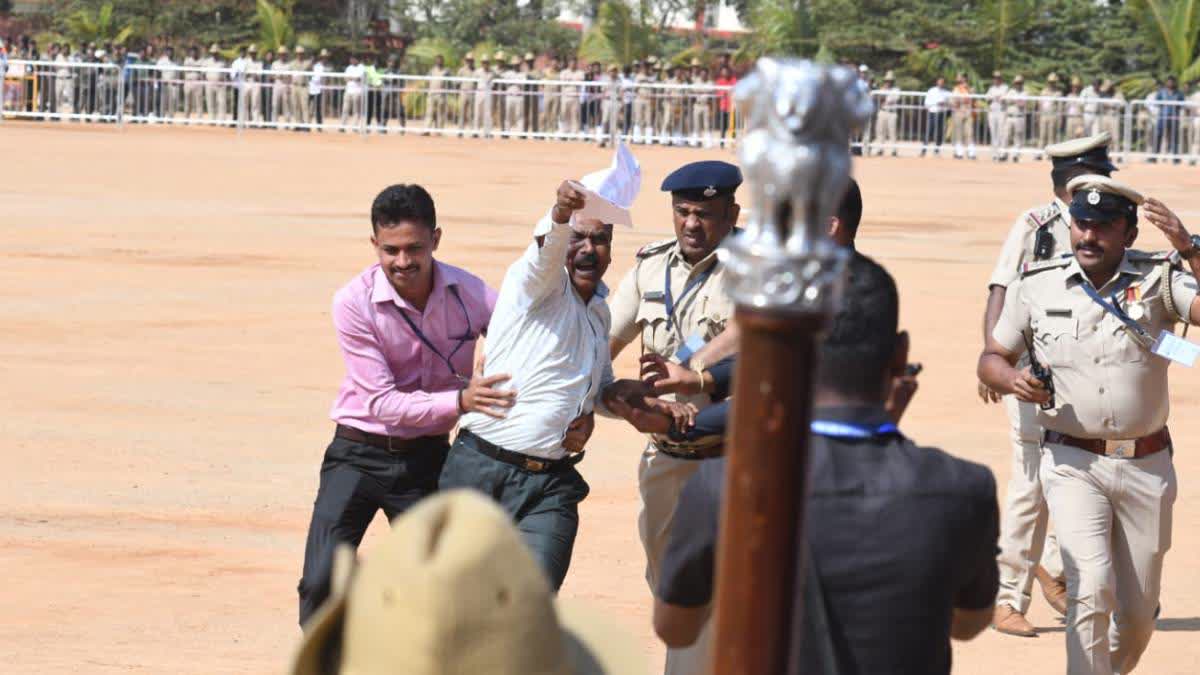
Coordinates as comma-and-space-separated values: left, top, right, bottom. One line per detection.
660, 161, 743, 200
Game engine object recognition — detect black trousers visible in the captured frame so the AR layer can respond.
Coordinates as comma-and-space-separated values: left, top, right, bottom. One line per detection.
925, 110, 947, 147
297, 431, 449, 625
438, 430, 589, 591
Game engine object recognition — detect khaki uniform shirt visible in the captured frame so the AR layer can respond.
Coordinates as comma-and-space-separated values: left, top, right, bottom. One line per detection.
878, 86, 901, 110
989, 199, 1074, 289
994, 253, 1198, 439
183, 57, 203, 81
635, 73, 655, 99
292, 59, 311, 86
610, 238, 735, 446
1039, 86, 1061, 114
986, 84, 1009, 112
456, 65, 475, 93
542, 68, 559, 96
203, 57, 224, 82
270, 58, 290, 87
428, 65, 447, 90
1065, 92, 1084, 117
1004, 87, 1027, 115
503, 68, 525, 97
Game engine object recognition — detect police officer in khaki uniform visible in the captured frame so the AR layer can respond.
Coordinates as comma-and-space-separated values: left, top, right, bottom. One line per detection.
291, 45, 311, 128
472, 53, 492, 137
502, 55, 525, 135
541, 56, 562, 137
658, 65, 681, 145
608, 161, 742, 675
559, 58, 583, 138
1037, 72, 1063, 153
632, 59, 655, 143
456, 52, 476, 134
983, 132, 1119, 637
1004, 75, 1030, 161
981, 175, 1200, 674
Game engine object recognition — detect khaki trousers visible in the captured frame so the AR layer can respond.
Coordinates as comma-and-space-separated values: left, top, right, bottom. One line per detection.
425, 93, 447, 128
205, 83, 225, 121
1041, 442, 1175, 675
473, 91, 491, 134
504, 96, 524, 133
988, 110, 1007, 152
658, 102, 676, 138
341, 91, 363, 126
561, 97, 580, 134
633, 98, 652, 131
1007, 115, 1026, 152
291, 85, 309, 125
952, 110, 974, 146
638, 443, 708, 675
1191, 117, 1200, 157
272, 85, 290, 123
996, 395, 1063, 613
541, 95, 560, 134
1039, 114, 1058, 147
245, 84, 261, 122
875, 110, 898, 145
1066, 115, 1085, 139
1102, 115, 1121, 151
185, 81, 204, 117
459, 93, 474, 129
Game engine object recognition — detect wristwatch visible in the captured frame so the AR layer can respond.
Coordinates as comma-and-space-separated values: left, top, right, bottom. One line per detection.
1181, 234, 1200, 261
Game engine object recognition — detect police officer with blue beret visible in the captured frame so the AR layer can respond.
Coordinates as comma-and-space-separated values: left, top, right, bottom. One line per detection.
607, 159, 741, 675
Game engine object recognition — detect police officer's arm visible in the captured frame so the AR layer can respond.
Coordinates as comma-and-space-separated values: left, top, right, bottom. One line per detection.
608, 264, 641, 359
980, 214, 1032, 402
977, 280, 1051, 404
1144, 197, 1200, 324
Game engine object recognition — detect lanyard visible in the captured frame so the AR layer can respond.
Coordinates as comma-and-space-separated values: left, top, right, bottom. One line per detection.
664, 262, 713, 333
1079, 278, 1147, 337
810, 420, 900, 439
396, 285, 473, 383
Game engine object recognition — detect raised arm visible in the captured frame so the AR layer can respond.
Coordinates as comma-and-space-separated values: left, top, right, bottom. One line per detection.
511, 181, 587, 304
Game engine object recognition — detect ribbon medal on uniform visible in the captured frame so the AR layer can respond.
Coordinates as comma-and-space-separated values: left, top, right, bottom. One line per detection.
1128, 303, 1146, 321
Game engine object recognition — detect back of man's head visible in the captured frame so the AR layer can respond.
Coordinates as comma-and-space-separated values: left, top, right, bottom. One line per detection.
835, 178, 863, 246
816, 254, 899, 401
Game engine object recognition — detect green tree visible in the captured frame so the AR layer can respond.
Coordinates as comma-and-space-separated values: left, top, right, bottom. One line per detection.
579, 0, 655, 64
1128, 0, 1200, 83
255, 0, 294, 52
64, 2, 135, 45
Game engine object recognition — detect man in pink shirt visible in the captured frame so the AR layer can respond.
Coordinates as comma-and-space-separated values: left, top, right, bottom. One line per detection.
298, 184, 509, 626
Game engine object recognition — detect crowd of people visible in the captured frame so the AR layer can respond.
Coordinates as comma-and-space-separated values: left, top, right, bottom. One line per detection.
285, 122, 1200, 674
7, 33, 1200, 162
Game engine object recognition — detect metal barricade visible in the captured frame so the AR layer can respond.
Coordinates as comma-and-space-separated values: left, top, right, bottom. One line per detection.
3, 59, 122, 123
860, 89, 1135, 162
11, 61, 1197, 168
1127, 98, 1200, 165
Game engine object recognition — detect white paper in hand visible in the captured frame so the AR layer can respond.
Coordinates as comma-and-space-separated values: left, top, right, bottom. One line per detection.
568, 180, 634, 228
569, 142, 642, 228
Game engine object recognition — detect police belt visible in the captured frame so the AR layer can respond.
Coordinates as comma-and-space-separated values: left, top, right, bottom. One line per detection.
1043, 428, 1170, 460
653, 436, 724, 460
457, 429, 584, 474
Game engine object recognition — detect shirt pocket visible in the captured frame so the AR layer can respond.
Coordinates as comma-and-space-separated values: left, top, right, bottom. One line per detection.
1033, 314, 1077, 367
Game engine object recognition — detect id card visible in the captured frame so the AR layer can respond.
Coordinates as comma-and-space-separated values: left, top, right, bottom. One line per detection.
1152, 329, 1200, 367
674, 332, 708, 366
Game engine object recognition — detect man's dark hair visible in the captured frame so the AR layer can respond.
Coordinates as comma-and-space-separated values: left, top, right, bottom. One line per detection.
836, 178, 863, 242
816, 254, 899, 400
370, 184, 437, 233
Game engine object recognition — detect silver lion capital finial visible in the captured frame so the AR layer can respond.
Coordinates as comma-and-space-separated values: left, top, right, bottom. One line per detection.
721, 58, 873, 314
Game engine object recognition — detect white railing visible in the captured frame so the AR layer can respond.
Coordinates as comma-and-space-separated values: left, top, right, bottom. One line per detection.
5, 60, 1199, 165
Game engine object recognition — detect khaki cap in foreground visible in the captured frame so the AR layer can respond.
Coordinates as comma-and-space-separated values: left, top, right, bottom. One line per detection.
1045, 131, 1118, 173
1066, 175, 1144, 223
291, 490, 644, 675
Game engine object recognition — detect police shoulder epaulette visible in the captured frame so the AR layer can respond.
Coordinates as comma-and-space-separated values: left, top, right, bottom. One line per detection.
1025, 201, 1062, 229
1021, 255, 1072, 276
635, 238, 676, 259
1127, 249, 1175, 264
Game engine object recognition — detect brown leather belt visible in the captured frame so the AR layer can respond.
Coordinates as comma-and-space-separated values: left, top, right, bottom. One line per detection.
1043, 428, 1171, 460
335, 424, 450, 453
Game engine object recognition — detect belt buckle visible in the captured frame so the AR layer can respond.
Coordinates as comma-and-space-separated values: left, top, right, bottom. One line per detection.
1104, 440, 1132, 459
524, 458, 547, 472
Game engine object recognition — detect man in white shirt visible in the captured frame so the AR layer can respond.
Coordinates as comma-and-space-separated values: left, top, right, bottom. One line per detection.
309, 48, 328, 127
230, 45, 249, 122
341, 53, 365, 129
986, 71, 1009, 161
157, 46, 179, 121
439, 147, 685, 590
921, 76, 950, 156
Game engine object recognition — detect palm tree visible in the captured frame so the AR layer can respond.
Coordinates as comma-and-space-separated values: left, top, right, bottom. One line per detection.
256, 0, 295, 53
1128, 0, 1200, 82
578, 0, 654, 65
736, 0, 818, 63
65, 2, 135, 46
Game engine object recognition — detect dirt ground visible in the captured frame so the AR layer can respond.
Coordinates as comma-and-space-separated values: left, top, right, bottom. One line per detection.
2, 122, 1199, 674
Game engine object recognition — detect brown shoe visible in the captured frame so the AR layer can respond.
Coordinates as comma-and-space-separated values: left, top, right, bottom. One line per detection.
1035, 565, 1068, 616
992, 605, 1038, 637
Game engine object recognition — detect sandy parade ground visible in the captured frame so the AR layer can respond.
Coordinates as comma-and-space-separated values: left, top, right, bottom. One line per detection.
2, 121, 1199, 673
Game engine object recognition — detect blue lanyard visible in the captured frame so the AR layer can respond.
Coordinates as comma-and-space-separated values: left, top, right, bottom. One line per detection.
1078, 278, 1146, 337
664, 262, 713, 333
810, 420, 900, 439
396, 285, 474, 383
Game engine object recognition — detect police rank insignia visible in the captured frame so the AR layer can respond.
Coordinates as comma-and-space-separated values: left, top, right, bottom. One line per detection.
703, 186, 717, 198
1087, 189, 1101, 205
